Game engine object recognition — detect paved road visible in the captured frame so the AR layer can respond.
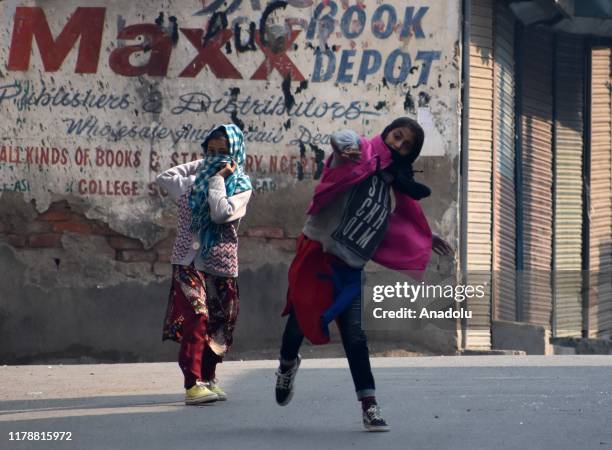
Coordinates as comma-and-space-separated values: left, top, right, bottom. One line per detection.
1, 356, 612, 450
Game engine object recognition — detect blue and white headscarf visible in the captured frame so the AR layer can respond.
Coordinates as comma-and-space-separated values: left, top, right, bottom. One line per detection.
189, 124, 252, 256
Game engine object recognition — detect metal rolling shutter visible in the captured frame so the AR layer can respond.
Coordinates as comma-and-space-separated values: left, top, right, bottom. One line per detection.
492, 1, 516, 322
466, 0, 494, 349
589, 47, 612, 338
519, 27, 554, 328
552, 35, 585, 338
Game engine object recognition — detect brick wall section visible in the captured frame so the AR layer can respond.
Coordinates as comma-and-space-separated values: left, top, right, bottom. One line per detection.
267, 238, 297, 253
245, 227, 284, 239
154, 235, 175, 263
116, 250, 157, 263
28, 233, 62, 248
0, 200, 161, 273
109, 237, 144, 250
0, 202, 297, 275
242, 227, 296, 253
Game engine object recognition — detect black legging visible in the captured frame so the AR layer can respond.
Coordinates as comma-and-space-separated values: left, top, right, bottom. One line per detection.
279, 295, 376, 399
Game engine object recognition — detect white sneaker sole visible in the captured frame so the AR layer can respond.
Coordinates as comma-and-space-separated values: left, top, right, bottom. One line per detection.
363, 422, 391, 432
185, 393, 218, 405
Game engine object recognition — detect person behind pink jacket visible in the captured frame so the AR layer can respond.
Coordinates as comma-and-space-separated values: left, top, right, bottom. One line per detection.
275, 117, 453, 432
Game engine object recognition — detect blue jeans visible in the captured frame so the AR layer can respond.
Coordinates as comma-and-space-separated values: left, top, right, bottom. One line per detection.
280, 295, 376, 400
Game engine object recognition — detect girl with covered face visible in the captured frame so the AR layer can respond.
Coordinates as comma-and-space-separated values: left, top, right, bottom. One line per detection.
274, 117, 452, 432
156, 124, 252, 405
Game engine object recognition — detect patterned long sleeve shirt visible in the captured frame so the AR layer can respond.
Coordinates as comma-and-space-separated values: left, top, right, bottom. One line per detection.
156, 160, 252, 277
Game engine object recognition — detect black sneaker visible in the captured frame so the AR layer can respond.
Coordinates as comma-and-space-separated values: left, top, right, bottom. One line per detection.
362, 405, 390, 432
275, 355, 301, 406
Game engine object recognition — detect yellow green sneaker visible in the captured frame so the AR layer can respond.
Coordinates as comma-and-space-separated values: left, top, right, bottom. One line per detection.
185, 381, 218, 405
204, 379, 227, 401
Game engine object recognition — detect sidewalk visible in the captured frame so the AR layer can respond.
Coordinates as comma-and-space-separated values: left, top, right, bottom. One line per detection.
2, 356, 612, 450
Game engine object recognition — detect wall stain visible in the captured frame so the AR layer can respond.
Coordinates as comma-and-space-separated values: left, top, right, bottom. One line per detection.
418, 91, 431, 107
117, 15, 126, 48
404, 91, 415, 113
281, 75, 295, 111
194, 0, 242, 16
296, 143, 325, 181
136, 77, 163, 121
169, 16, 179, 46
259, 1, 288, 50
295, 80, 309, 94
311, 143, 325, 180
203, 11, 228, 46
374, 101, 386, 111
154, 12, 164, 26
234, 21, 256, 52
153, 13, 179, 46
297, 142, 306, 180
229, 87, 244, 130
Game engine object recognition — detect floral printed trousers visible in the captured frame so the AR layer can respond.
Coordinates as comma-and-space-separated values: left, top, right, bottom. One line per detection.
162, 265, 240, 388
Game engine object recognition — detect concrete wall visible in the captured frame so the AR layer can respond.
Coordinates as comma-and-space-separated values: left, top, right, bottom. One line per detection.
491, 320, 553, 355
0, 0, 461, 363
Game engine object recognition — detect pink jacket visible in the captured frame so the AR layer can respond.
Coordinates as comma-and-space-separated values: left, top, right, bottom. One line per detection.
307, 134, 432, 274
